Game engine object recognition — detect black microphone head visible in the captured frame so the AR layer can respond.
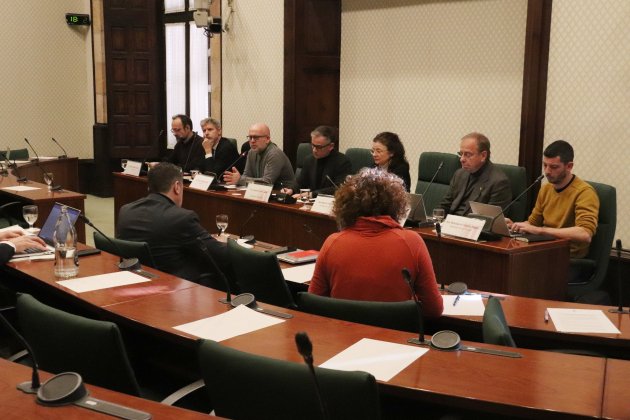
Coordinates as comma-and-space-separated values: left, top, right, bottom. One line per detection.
435, 222, 441, 235
158, 129, 164, 138
401, 267, 412, 287
616, 239, 622, 251
438, 161, 444, 170
295, 331, 313, 359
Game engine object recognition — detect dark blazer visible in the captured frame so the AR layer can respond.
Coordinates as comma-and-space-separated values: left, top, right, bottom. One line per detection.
116, 193, 228, 282
167, 132, 205, 172
0, 243, 15, 265
297, 150, 352, 196
199, 137, 240, 176
387, 160, 411, 192
440, 160, 511, 215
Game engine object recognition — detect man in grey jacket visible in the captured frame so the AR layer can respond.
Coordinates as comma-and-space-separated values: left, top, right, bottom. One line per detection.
223, 123, 297, 190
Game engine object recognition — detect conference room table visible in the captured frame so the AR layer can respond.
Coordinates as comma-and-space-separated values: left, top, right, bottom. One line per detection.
15, 157, 80, 192
0, 359, 220, 419
2, 249, 626, 419
0, 159, 86, 241
113, 172, 569, 300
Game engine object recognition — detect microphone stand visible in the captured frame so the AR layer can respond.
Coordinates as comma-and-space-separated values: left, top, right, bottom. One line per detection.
0, 311, 41, 393
3, 152, 27, 183
303, 223, 325, 247
240, 208, 258, 239
51, 137, 68, 159
25, 138, 62, 190
401, 268, 428, 345
421, 161, 444, 197
609, 239, 629, 314
79, 215, 140, 271
219, 150, 248, 182
196, 237, 232, 304
295, 332, 330, 420
24, 138, 39, 163
435, 222, 445, 290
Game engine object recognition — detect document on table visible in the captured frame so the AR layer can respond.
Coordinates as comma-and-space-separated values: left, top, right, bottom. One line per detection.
319, 338, 428, 382
547, 308, 621, 334
173, 304, 285, 341
441, 294, 485, 316
281, 263, 315, 284
2, 185, 40, 192
57, 271, 151, 293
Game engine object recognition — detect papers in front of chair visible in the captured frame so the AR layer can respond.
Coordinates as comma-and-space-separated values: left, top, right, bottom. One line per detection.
547, 308, 621, 334
173, 304, 285, 341
1, 185, 41, 192
57, 271, 151, 293
319, 338, 428, 382
441, 294, 485, 316
281, 263, 316, 284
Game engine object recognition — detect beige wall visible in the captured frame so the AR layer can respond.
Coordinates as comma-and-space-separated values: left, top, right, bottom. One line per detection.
545, 0, 630, 244
0, 0, 94, 158
221, 0, 284, 150
339, 0, 528, 192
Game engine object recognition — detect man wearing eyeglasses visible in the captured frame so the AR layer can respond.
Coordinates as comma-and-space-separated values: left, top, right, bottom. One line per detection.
440, 132, 511, 215
167, 114, 205, 173
281, 126, 351, 198
223, 123, 297, 190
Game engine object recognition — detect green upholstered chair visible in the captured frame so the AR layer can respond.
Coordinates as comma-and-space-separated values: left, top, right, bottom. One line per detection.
5, 148, 29, 161
295, 142, 312, 179
346, 147, 374, 173
226, 137, 237, 149
568, 181, 617, 301
482, 296, 516, 347
0, 201, 28, 229
198, 339, 381, 420
495, 163, 528, 221
93, 231, 156, 268
15, 293, 141, 396
414, 152, 461, 213
227, 238, 296, 308
297, 292, 419, 333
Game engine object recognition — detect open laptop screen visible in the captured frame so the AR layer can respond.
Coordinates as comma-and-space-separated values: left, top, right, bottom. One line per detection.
38, 203, 81, 246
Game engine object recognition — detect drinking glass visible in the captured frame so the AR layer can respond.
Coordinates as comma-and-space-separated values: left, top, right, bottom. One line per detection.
216, 214, 228, 237
191, 169, 200, 179
121, 159, 128, 170
22, 205, 38, 233
299, 188, 312, 209
43, 172, 54, 190
432, 208, 445, 224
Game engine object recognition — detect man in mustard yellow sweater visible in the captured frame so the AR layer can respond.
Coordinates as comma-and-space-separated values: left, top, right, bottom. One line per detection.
509, 140, 599, 259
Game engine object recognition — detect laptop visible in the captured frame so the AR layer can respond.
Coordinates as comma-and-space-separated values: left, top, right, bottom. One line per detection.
468, 201, 514, 237
403, 193, 431, 227
15, 203, 81, 256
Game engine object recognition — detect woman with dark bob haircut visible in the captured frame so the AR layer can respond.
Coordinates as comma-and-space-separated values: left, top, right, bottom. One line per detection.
308, 168, 443, 317
371, 132, 411, 191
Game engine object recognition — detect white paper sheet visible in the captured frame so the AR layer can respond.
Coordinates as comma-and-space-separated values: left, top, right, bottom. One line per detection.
441, 294, 485, 316
319, 338, 428, 382
2, 186, 40, 192
310, 194, 334, 215
172, 304, 285, 341
123, 160, 142, 176
281, 263, 316, 284
440, 214, 485, 241
57, 271, 151, 293
189, 173, 215, 191
547, 308, 621, 334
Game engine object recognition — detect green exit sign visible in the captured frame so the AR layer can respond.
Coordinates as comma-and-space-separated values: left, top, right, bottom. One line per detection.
66, 13, 90, 26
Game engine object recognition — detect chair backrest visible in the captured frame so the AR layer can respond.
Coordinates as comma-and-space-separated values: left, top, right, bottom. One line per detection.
346, 148, 374, 173
227, 239, 295, 308
482, 296, 516, 347
0, 201, 28, 229
495, 163, 528, 221
93, 231, 156, 268
297, 292, 419, 333
295, 142, 312, 178
569, 181, 617, 298
5, 148, 29, 160
414, 152, 461, 212
16, 293, 141, 396
226, 137, 237, 149
198, 339, 381, 420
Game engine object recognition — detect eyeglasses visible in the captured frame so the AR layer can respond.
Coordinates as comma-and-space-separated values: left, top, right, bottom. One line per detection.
457, 151, 479, 159
247, 135, 269, 142
311, 142, 332, 150
371, 148, 387, 155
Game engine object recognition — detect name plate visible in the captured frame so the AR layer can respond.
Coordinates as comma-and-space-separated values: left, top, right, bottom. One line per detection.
189, 173, 215, 191
440, 215, 485, 241
310, 194, 335, 215
123, 160, 142, 176
243, 182, 273, 203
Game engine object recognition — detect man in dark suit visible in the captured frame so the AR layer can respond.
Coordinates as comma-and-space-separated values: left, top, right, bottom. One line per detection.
166, 114, 205, 172
281, 126, 351, 197
116, 163, 228, 283
440, 132, 511, 215
198, 117, 242, 176
0, 230, 47, 264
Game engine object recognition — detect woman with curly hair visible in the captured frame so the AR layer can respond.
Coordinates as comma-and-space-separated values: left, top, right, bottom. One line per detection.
308, 168, 443, 317
371, 132, 411, 191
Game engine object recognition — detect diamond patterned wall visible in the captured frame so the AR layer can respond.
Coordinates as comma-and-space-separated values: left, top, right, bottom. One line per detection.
339, 0, 528, 191
221, 0, 285, 151
545, 0, 630, 245
0, 1, 94, 158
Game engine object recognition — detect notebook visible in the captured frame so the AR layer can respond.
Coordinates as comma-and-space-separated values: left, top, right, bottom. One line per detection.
468, 201, 554, 242
15, 203, 81, 256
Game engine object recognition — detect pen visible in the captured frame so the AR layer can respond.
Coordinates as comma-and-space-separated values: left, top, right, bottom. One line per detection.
453, 295, 461, 306
544, 309, 549, 323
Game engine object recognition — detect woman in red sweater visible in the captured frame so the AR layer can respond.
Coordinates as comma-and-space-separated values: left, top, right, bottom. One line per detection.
308, 168, 443, 318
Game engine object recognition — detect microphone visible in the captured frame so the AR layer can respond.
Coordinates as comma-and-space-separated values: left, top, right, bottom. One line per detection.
240, 208, 258, 240
140, 129, 164, 174
182, 133, 201, 172
51, 137, 68, 159
4, 148, 27, 183
435, 222, 445, 290
325, 175, 338, 189
295, 332, 329, 420
196, 237, 232, 304
220, 150, 249, 181
303, 223, 325, 246
401, 268, 428, 346
609, 240, 629, 314
25, 138, 62, 191
79, 214, 140, 271
24, 138, 40, 162
421, 161, 444, 197
0, 310, 41, 393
